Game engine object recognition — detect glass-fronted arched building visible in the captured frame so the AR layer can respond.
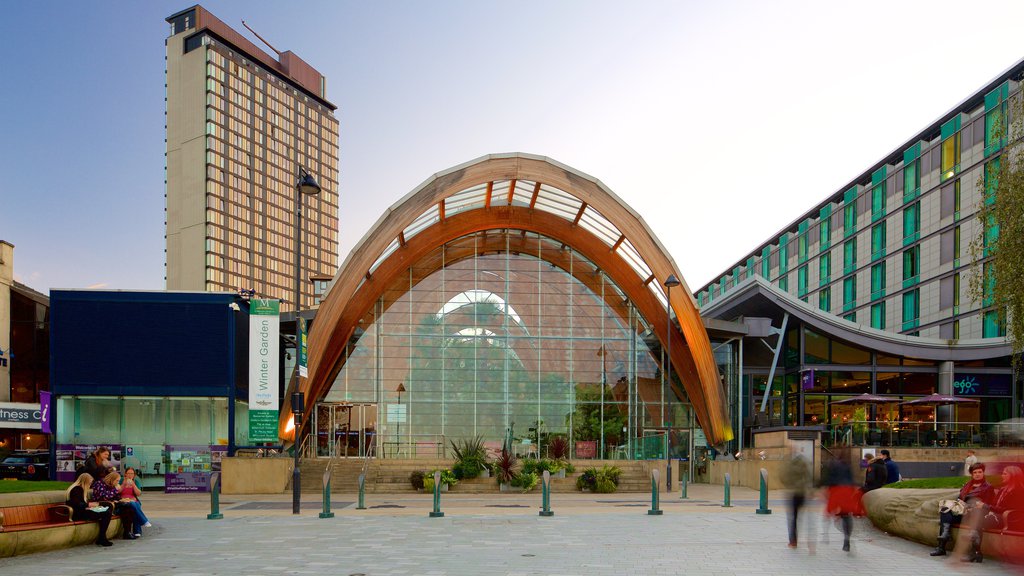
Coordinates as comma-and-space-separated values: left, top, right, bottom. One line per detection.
286, 154, 733, 461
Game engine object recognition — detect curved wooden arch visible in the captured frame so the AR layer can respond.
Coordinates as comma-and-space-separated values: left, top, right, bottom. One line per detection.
294, 154, 733, 445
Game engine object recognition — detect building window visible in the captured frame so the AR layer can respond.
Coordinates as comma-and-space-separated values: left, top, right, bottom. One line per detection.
843, 238, 857, 275
870, 222, 886, 261
819, 252, 831, 286
761, 247, 770, 278
871, 183, 886, 221
870, 263, 886, 300
941, 132, 960, 181
902, 245, 920, 286
985, 84, 1007, 156
844, 203, 856, 238
820, 217, 831, 250
819, 287, 831, 312
779, 275, 788, 293
843, 276, 857, 311
983, 309, 1006, 338
844, 311, 856, 323
902, 289, 920, 331
870, 301, 886, 330
903, 159, 920, 201
798, 234, 808, 263
984, 157, 1000, 206
779, 237, 789, 274
903, 202, 920, 244
797, 265, 808, 297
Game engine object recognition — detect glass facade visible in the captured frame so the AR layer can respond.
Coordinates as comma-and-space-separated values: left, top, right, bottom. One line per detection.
320, 230, 693, 460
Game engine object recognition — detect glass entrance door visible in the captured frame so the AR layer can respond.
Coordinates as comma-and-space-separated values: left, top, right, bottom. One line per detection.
314, 403, 377, 458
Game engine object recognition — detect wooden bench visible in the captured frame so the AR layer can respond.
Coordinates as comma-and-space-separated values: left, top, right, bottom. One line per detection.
0, 497, 123, 557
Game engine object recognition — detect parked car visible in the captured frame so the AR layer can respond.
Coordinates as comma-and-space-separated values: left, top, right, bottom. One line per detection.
0, 451, 50, 480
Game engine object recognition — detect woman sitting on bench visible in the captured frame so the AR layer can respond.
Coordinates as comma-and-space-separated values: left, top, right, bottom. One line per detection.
65, 473, 114, 547
91, 471, 141, 540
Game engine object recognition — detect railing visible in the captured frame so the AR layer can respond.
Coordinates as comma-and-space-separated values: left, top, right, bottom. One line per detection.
822, 420, 1023, 448
381, 433, 447, 459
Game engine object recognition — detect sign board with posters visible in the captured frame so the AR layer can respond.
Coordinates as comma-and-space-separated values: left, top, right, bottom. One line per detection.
55, 444, 124, 482
248, 299, 280, 442
165, 445, 228, 493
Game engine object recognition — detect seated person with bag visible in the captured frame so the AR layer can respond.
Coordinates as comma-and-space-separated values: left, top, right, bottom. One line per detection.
930, 463, 993, 558
65, 473, 114, 547
92, 471, 141, 540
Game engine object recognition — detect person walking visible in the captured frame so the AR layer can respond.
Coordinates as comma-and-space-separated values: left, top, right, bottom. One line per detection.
963, 449, 978, 476
822, 455, 859, 552
781, 453, 813, 549
880, 449, 900, 485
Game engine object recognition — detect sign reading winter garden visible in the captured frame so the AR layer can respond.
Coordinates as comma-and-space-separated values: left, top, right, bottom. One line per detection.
249, 299, 280, 442
298, 316, 308, 378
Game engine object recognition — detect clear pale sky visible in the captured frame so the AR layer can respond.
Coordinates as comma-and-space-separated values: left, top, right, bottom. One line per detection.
3, 1, 1024, 296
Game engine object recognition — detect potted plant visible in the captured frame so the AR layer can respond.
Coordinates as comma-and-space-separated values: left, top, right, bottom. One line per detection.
451, 436, 488, 480
548, 436, 570, 477
511, 470, 539, 492
493, 449, 519, 491
575, 465, 621, 493
423, 468, 458, 492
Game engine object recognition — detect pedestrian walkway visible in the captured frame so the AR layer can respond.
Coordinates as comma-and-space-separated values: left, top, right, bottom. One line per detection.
0, 484, 1014, 574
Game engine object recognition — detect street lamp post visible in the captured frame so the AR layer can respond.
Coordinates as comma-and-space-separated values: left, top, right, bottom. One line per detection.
663, 274, 680, 490
396, 382, 406, 455
291, 166, 320, 516
291, 391, 304, 515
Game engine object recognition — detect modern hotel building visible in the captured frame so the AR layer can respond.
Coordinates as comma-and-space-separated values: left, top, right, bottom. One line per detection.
164, 6, 339, 313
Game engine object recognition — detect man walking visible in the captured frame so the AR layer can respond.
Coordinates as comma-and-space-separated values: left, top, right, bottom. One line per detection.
862, 452, 887, 492
880, 449, 900, 485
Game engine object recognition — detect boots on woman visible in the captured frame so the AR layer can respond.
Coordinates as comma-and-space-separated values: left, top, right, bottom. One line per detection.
929, 523, 951, 556
960, 532, 983, 563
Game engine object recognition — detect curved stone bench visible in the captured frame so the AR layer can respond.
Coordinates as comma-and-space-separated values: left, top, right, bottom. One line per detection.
864, 488, 1024, 563
0, 491, 124, 558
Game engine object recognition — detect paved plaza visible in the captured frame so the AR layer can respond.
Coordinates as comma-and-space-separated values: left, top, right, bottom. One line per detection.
0, 484, 1017, 575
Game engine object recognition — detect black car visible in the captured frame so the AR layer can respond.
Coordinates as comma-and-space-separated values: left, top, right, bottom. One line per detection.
1, 452, 50, 480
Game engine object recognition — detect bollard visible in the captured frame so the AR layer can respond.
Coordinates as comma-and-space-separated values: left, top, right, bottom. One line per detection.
356, 473, 366, 510
539, 470, 554, 516
320, 468, 335, 518
429, 471, 445, 517
756, 468, 772, 515
207, 472, 223, 520
648, 469, 663, 515
680, 470, 688, 500
722, 472, 733, 507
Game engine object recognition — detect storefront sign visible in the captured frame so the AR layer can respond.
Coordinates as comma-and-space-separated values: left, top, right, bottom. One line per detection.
0, 402, 42, 429
953, 373, 1012, 396
248, 299, 280, 443
40, 391, 52, 434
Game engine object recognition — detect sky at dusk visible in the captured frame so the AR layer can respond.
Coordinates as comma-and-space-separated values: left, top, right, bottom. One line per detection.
3, 1, 1024, 297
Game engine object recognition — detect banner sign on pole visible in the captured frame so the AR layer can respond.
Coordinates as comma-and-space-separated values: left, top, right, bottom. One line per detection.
298, 316, 308, 378
40, 391, 52, 434
249, 299, 280, 443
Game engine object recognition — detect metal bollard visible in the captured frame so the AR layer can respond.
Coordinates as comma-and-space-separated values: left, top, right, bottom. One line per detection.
320, 468, 335, 518
539, 470, 554, 516
722, 472, 733, 507
680, 470, 688, 499
357, 473, 366, 510
756, 468, 772, 515
429, 471, 444, 518
648, 469, 663, 515
207, 472, 223, 520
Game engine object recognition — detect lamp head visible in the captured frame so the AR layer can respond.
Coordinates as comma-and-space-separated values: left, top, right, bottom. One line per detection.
296, 169, 322, 195
664, 274, 681, 289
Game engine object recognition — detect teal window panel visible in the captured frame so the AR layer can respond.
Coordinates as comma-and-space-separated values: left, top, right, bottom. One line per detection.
843, 238, 857, 275
985, 82, 1009, 156
983, 309, 1006, 338
870, 302, 886, 330
940, 115, 962, 139
733, 266, 742, 284
843, 312, 856, 323
870, 263, 886, 300
746, 257, 756, 279
819, 287, 831, 313
842, 276, 856, 310
798, 220, 809, 234
902, 202, 920, 245
798, 234, 808, 263
871, 183, 886, 222
819, 205, 832, 218
984, 157, 1000, 206
902, 245, 920, 288
719, 276, 728, 295
903, 159, 920, 202
761, 246, 771, 278
901, 289, 920, 331
779, 234, 789, 274
871, 166, 887, 185
797, 265, 808, 297
903, 142, 922, 164
819, 216, 831, 250
870, 222, 886, 261
843, 186, 858, 204
844, 204, 857, 238
819, 252, 831, 287
779, 275, 788, 292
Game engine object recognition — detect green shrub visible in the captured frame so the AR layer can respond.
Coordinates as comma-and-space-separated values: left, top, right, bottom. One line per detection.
423, 468, 458, 491
595, 477, 617, 493
576, 465, 621, 492
409, 470, 425, 490
511, 471, 539, 492
522, 458, 564, 476
450, 436, 488, 479
576, 468, 597, 491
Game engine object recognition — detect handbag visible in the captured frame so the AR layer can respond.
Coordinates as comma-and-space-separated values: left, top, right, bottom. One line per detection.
939, 498, 966, 516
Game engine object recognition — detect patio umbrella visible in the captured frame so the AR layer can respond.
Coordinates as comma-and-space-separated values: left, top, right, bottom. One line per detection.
831, 393, 898, 405
900, 394, 980, 432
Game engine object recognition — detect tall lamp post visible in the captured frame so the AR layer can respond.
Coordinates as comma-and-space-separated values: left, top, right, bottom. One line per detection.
291, 391, 304, 514
291, 166, 320, 516
663, 274, 680, 490
396, 382, 406, 455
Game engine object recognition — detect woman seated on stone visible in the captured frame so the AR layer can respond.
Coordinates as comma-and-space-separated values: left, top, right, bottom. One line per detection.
929, 462, 994, 558
65, 473, 114, 547
92, 470, 141, 540
119, 467, 152, 537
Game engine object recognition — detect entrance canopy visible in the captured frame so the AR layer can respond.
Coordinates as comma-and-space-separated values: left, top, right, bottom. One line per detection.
292, 153, 733, 445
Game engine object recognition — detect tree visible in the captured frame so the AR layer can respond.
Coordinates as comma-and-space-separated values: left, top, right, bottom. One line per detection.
971, 91, 1024, 366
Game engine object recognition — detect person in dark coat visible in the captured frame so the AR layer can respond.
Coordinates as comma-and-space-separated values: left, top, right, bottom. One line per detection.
781, 453, 813, 549
880, 449, 900, 485
65, 473, 114, 546
822, 455, 857, 552
930, 462, 994, 558
81, 446, 113, 479
862, 453, 887, 492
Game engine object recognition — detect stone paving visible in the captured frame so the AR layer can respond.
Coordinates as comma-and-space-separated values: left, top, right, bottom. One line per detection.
0, 485, 1018, 575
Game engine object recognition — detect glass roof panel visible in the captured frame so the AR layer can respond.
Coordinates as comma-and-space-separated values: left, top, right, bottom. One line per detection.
579, 208, 619, 246
533, 186, 582, 221
369, 237, 401, 275
510, 180, 536, 208
404, 203, 440, 240
446, 181, 493, 217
